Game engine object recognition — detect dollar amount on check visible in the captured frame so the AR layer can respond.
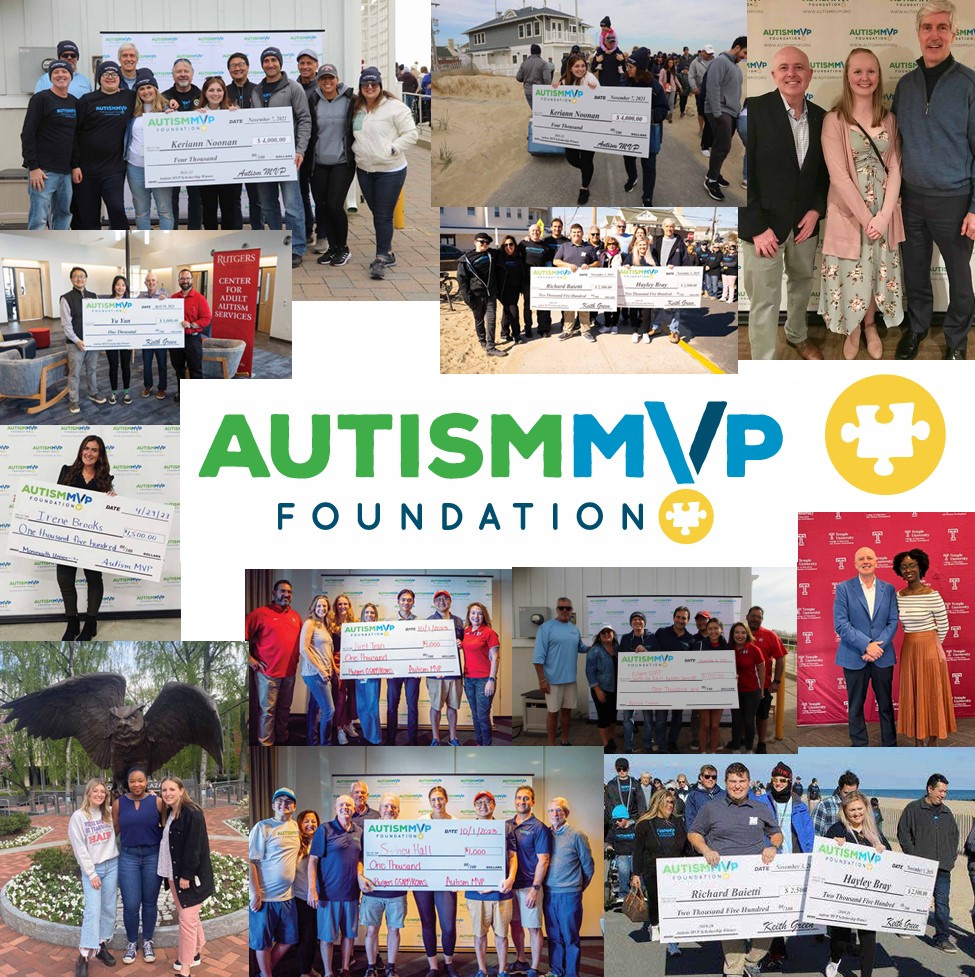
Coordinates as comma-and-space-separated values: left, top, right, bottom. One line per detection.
82, 299, 185, 350
529, 267, 618, 311
144, 107, 296, 187
531, 86, 652, 155
617, 650, 737, 711
803, 837, 938, 935
656, 854, 824, 942
5, 479, 175, 581
362, 819, 506, 890
339, 618, 462, 679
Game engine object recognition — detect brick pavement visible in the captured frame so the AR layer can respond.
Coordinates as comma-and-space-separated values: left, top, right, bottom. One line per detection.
292, 144, 436, 301
0, 805, 245, 977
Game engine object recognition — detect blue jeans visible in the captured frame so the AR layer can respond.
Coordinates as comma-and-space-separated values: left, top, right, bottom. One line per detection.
737, 113, 747, 182
80, 856, 118, 950
356, 167, 407, 258
706, 271, 721, 297
142, 349, 168, 391
385, 676, 420, 744
543, 890, 583, 977
463, 677, 495, 746
254, 672, 296, 745
356, 678, 383, 744
933, 868, 952, 942
127, 164, 175, 229
257, 180, 306, 256
655, 308, 682, 334
28, 170, 73, 229
304, 672, 335, 746
621, 710, 654, 752
118, 844, 161, 942
614, 853, 632, 899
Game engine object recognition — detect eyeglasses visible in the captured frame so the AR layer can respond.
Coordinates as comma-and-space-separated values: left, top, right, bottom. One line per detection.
589, 232, 600, 237
700, 773, 717, 781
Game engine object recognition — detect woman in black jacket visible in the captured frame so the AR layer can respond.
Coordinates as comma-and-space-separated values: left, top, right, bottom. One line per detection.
497, 235, 527, 345
621, 48, 668, 206
159, 777, 214, 976
633, 788, 689, 955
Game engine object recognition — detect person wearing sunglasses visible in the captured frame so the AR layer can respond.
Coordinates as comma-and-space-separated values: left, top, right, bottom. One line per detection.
33, 39, 92, 97
682, 764, 724, 829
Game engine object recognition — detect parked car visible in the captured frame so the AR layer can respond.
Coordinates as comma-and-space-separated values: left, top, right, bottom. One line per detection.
440, 243, 464, 274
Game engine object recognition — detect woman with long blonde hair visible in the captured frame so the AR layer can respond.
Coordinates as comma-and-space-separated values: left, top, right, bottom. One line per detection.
328, 594, 359, 743
300, 593, 335, 745
126, 75, 175, 228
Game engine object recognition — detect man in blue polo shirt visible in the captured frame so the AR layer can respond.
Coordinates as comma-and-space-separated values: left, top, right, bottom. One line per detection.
507, 785, 552, 977
533, 597, 588, 745
359, 793, 407, 977
687, 762, 783, 977
308, 795, 364, 977
465, 791, 518, 977
351, 781, 381, 827
553, 224, 601, 344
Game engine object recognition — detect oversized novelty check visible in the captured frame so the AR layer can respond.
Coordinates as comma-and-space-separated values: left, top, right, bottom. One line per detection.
530, 267, 618, 311
362, 818, 506, 890
5, 479, 174, 581
803, 836, 938, 935
656, 854, 824, 942
339, 618, 461, 679
617, 266, 705, 308
616, 648, 737, 710
144, 108, 296, 187
82, 299, 184, 350
531, 86, 652, 155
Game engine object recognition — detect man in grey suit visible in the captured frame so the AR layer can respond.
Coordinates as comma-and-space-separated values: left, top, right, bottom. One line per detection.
833, 546, 899, 747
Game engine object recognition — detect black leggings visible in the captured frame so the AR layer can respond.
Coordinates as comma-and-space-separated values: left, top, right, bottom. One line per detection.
105, 349, 132, 391
56, 565, 104, 617
591, 688, 618, 728
73, 170, 128, 229
565, 148, 595, 187
312, 161, 357, 250
830, 927, 875, 977
200, 184, 242, 229
731, 689, 762, 750
295, 897, 320, 974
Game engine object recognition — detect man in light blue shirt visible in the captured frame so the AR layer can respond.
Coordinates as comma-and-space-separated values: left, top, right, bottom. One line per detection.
33, 40, 92, 98
533, 598, 588, 745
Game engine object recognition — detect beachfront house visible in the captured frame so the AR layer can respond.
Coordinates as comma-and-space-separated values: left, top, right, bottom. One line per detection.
464, 6, 591, 75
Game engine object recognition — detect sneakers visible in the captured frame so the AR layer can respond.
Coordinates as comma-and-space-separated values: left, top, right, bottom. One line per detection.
486, 348, 507, 357
449, 738, 462, 746
156, 389, 166, 400
824, 961, 840, 977
704, 178, 725, 201
666, 944, 681, 957
755, 742, 768, 753
142, 940, 155, 963
508, 963, 529, 974
584, 332, 596, 343
384, 967, 400, 977
741, 180, 748, 189
337, 729, 348, 744
141, 387, 152, 397
669, 332, 681, 343
68, 403, 81, 414
123, 944, 138, 965
291, 253, 303, 268
108, 392, 118, 405
382, 253, 397, 267
936, 938, 959, 953
89, 393, 107, 405
369, 258, 386, 280
312, 236, 330, 253
330, 247, 352, 266
701, 148, 711, 157
744, 965, 762, 977
430, 739, 440, 747
558, 332, 571, 342
715, 176, 730, 187
631, 332, 641, 344
643, 333, 652, 344
365, 967, 381, 977
173, 956, 201, 971
578, 188, 589, 204
650, 925, 660, 942
610, 325, 618, 334
317, 248, 337, 265
623, 177, 637, 193
96, 943, 117, 966
123, 392, 132, 404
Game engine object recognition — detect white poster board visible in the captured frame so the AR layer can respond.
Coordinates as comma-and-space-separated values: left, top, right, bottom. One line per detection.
531, 86, 652, 155
616, 647, 737, 710
82, 298, 185, 350
529, 267, 618, 312
617, 266, 705, 309
339, 618, 462, 679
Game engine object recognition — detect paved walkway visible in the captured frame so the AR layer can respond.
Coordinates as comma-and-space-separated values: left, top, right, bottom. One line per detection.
0, 805, 246, 977
292, 144, 436, 301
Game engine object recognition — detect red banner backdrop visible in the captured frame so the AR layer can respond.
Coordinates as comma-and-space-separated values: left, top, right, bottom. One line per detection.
797, 512, 975, 726
210, 248, 261, 375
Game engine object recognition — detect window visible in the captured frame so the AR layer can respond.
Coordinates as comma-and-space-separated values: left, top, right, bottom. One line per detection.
513, 55, 518, 64
506, 208, 512, 218
556, 21, 563, 36
494, 207, 500, 217
518, 24, 525, 38
534, 22, 541, 36
472, 32, 485, 45
439, 207, 443, 214
467, 207, 476, 216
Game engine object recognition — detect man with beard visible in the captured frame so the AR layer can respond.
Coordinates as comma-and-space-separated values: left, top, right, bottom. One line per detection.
171, 268, 210, 398
518, 222, 549, 338
295, 49, 320, 245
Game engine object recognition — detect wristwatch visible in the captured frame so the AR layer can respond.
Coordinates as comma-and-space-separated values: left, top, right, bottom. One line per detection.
531, 884, 541, 891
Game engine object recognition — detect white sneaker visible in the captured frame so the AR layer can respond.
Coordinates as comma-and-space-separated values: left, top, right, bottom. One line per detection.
650, 925, 660, 942
825, 961, 840, 977
337, 729, 348, 745
611, 325, 618, 334
701, 149, 711, 157
642, 333, 651, 344
631, 333, 640, 344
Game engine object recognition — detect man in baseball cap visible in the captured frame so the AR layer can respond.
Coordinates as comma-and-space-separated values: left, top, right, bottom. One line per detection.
458, 232, 506, 357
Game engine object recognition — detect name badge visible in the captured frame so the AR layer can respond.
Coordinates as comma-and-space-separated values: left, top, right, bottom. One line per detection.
749, 817, 759, 825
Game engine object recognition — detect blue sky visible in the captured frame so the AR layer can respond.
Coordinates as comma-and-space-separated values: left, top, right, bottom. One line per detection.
434, 0, 746, 57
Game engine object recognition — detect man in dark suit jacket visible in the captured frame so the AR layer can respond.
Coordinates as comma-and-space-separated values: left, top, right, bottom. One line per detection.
833, 546, 899, 747
740, 47, 828, 360
651, 218, 693, 342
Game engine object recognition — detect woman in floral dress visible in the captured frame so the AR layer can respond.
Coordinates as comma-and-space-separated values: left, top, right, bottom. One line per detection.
819, 48, 905, 359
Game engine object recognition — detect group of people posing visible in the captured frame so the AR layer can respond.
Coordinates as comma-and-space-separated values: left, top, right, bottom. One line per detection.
457, 216, 734, 356
60, 267, 208, 412
68, 766, 214, 977
250, 781, 593, 977
834, 545, 956, 747
743, 0, 975, 359
22, 40, 417, 276
532, 600, 786, 753
247, 581, 502, 748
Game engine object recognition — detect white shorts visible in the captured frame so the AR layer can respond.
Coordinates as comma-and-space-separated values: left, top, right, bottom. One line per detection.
544, 682, 578, 712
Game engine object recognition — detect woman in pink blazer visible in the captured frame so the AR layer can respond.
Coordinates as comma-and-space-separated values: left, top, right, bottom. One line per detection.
818, 48, 906, 359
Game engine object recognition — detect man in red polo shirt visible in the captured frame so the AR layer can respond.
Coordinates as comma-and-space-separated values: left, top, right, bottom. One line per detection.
248, 578, 303, 745
171, 267, 210, 401
747, 605, 787, 754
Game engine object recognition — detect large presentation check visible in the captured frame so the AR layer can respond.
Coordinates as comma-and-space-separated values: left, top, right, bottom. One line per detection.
144, 108, 296, 187
530, 267, 618, 311
82, 299, 185, 350
363, 819, 506, 890
803, 836, 938, 934
531, 86, 652, 155
617, 266, 705, 308
339, 619, 461, 679
5, 479, 174, 580
656, 854, 824, 942
616, 649, 737, 710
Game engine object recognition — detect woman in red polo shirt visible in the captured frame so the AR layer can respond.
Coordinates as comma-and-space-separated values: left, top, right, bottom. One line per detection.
461, 601, 500, 746
729, 621, 766, 753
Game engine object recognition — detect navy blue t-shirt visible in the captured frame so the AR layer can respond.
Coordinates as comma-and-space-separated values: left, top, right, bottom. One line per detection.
508, 813, 554, 889
310, 818, 362, 901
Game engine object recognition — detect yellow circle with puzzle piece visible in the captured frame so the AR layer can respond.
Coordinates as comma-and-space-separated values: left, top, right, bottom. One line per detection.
825, 375, 945, 495
658, 489, 713, 544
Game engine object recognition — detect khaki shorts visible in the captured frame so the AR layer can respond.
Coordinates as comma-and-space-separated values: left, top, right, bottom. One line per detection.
513, 887, 544, 928
428, 677, 463, 711
544, 682, 578, 712
468, 897, 513, 938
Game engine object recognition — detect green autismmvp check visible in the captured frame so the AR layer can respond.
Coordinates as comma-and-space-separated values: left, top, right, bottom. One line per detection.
656, 854, 825, 941
5, 479, 175, 580
617, 649, 737, 710
803, 837, 938, 935
531, 85, 652, 155
362, 819, 506, 890
82, 299, 185, 350
529, 267, 618, 312
339, 618, 462, 679
144, 107, 297, 187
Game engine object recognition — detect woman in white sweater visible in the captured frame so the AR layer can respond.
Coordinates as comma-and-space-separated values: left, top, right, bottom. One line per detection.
68, 778, 119, 977
350, 66, 418, 280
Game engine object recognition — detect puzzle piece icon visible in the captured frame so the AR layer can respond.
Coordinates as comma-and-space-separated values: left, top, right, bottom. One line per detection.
665, 501, 708, 536
839, 402, 930, 477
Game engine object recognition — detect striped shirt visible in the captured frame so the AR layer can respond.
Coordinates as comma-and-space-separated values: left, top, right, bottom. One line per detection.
780, 92, 810, 169
895, 591, 949, 641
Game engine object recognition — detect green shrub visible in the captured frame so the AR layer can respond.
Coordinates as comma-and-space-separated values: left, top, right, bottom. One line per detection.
0, 812, 31, 836
30, 845, 80, 877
